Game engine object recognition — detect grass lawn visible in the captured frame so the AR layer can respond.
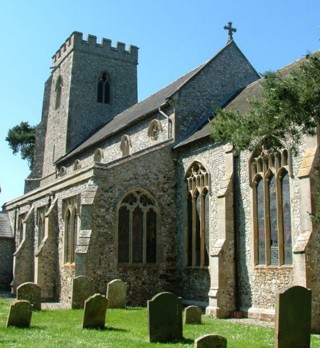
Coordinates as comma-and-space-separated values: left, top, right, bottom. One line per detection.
0, 298, 319, 347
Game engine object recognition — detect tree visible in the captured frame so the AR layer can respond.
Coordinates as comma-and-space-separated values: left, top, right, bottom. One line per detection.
211, 52, 320, 153
6, 121, 36, 169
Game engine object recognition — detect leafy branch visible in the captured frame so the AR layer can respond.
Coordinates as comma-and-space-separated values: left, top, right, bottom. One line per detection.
6, 121, 36, 170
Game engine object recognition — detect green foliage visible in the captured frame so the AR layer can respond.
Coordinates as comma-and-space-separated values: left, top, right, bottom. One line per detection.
5, 121, 36, 170
211, 52, 320, 153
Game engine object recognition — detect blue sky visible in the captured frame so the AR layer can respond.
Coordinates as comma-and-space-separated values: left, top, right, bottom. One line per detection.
1, 0, 320, 207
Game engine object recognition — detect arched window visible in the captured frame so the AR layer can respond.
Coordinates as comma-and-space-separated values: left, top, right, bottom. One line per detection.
63, 199, 78, 264
55, 75, 63, 110
147, 119, 163, 140
97, 72, 110, 104
251, 148, 292, 266
185, 161, 209, 267
120, 135, 132, 157
118, 189, 158, 264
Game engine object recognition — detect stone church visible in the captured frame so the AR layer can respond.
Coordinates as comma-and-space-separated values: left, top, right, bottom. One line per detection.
2, 27, 320, 330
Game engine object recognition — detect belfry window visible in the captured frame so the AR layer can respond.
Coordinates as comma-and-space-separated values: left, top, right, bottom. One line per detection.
185, 161, 209, 267
97, 72, 110, 104
251, 148, 292, 266
63, 199, 78, 264
118, 189, 158, 265
55, 75, 63, 110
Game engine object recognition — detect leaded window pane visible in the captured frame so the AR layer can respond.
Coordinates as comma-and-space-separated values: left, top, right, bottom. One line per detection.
187, 194, 193, 266
257, 178, 265, 265
146, 209, 157, 263
269, 174, 279, 265
118, 207, 129, 263
132, 206, 143, 263
282, 172, 292, 265
195, 193, 201, 267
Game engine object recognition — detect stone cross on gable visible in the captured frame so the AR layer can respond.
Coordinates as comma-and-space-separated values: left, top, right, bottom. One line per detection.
224, 22, 237, 43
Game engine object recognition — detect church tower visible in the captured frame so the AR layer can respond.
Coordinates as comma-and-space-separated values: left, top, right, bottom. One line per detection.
26, 32, 138, 190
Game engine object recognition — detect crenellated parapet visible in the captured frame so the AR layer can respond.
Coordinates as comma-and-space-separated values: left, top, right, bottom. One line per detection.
52, 31, 139, 67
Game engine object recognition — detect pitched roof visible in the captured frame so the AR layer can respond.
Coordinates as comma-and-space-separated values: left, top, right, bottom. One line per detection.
174, 55, 308, 149
0, 212, 13, 238
57, 41, 239, 164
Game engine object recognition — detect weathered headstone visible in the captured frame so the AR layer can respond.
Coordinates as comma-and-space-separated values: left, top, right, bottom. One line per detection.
17, 282, 41, 310
184, 305, 202, 324
71, 275, 94, 309
275, 285, 311, 348
194, 334, 227, 348
82, 293, 108, 329
106, 279, 127, 308
147, 292, 182, 343
6, 300, 33, 328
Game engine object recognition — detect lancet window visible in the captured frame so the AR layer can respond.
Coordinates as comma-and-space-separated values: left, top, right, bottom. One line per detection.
251, 147, 292, 266
185, 161, 209, 267
118, 189, 158, 265
63, 199, 78, 264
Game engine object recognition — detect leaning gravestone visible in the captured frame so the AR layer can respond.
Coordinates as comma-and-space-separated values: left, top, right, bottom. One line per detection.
6, 300, 33, 328
275, 285, 311, 348
82, 293, 109, 329
184, 305, 202, 324
72, 275, 94, 309
148, 292, 182, 343
194, 334, 227, 348
106, 279, 127, 308
17, 282, 41, 310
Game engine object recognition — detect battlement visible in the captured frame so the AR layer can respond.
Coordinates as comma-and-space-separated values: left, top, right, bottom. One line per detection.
52, 31, 139, 66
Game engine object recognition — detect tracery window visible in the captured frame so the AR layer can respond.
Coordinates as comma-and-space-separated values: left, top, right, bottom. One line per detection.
63, 199, 78, 264
55, 75, 63, 110
185, 162, 209, 267
97, 72, 110, 104
251, 147, 292, 266
118, 189, 158, 265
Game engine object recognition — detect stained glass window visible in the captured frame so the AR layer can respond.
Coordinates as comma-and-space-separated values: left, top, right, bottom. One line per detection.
256, 177, 265, 264
281, 171, 292, 265
251, 148, 292, 267
118, 189, 158, 264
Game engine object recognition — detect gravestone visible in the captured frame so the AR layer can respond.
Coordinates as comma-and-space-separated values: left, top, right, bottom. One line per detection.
82, 293, 108, 329
72, 275, 94, 309
194, 334, 227, 348
6, 300, 33, 328
184, 305, 202, 324
106, 279, 127, 308
147, 292, 182, 343
275, 285, 311, 348
17, 282, 41, 310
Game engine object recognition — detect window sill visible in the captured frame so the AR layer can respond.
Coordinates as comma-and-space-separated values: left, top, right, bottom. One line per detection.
254, 265, 293, 270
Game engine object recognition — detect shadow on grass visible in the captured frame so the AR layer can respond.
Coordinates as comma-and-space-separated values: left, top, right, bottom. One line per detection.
83, 326, 128, 332
151, 337, 194, 345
